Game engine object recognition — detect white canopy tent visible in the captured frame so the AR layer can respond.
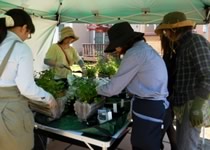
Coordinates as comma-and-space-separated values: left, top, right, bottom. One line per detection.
0, 0, 210, 71
1, 0, 210, 24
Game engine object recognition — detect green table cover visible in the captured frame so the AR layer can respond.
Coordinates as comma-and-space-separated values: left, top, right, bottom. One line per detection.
35, 98, 131, 141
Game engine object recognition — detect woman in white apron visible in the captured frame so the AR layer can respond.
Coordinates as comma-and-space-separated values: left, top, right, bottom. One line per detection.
0, 9, 59, 150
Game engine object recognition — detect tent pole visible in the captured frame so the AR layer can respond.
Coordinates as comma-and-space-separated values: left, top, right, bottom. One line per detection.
204, 24, 209, 41
201, 23, 208, 148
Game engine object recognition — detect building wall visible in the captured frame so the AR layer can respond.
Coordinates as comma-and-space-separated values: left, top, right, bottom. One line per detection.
194, 24, 210, 40
71, 24, 210, 56
145, 36, 161, 55
72, 24, 90, 55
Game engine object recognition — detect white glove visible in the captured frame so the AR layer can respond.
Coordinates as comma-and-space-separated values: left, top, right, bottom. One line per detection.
56, 96, 68, 117
47, 95, 60, 119
95, 77, 110, 87
67, 74, 76, 85
82, 67, 87, 76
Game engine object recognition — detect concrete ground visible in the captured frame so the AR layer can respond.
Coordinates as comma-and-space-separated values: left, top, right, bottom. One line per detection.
46, 127, 210, 150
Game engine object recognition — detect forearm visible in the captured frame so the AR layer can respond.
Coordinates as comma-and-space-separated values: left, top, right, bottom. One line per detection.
44, 59, 57, 67
78, 59, 85, 69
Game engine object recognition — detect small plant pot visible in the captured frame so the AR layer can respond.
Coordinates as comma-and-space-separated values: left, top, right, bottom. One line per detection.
74, 100, 104, 121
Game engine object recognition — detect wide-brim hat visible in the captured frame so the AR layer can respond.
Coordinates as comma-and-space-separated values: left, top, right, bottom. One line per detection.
59, 26, 79, 42
155, 11, 196, 35
104, 22, 144, 53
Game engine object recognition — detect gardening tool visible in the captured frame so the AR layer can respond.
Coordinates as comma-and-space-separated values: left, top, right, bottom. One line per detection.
64, 65, 83, 74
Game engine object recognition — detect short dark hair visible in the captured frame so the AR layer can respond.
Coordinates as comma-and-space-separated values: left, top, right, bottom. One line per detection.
0, 9, 35, 43
6, 9, 35, 33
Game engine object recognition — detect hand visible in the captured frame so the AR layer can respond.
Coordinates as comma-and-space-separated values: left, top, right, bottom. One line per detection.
189, 97, 205, 127
95, 78, 110, 87
81, 67, 87, 76
56, 63, 65, 68
56, 96, 68, 117
48, 96, 60, 119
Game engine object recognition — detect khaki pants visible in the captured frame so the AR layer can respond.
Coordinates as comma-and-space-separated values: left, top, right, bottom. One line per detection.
0, 86, 34, 150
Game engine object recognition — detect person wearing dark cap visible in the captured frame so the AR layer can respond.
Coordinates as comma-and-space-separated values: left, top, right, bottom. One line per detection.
44, 26, 86, 82
96, 22, 169, 150
155, 11, 210, 150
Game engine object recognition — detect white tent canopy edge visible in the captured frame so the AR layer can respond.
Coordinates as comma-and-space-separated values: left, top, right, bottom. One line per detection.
0, 0, 210, 24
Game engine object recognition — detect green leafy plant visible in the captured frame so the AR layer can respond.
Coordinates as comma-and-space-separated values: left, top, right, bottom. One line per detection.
71, 77, 101, 104
34, 69, 66, 98
96, 56, 120, 78
86, 65, 98, 78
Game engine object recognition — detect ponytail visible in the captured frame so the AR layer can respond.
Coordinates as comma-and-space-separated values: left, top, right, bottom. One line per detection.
0, 18, 7, 43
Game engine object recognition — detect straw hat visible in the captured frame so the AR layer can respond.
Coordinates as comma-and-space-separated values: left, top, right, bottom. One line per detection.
59, 27, 79, 42
104, 22, 144, 53
155, 11, 196, 35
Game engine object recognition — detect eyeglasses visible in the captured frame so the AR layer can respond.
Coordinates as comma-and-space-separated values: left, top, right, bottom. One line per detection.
28, 33, 32, 39
26, 28, 32, 39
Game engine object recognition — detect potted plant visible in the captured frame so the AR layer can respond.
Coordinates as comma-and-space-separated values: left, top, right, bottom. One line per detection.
96, 56, 120, 78
69, 76, 104, 121
34, 69, 66, 98
31, 69, 67, 117
85, 65, 98, 78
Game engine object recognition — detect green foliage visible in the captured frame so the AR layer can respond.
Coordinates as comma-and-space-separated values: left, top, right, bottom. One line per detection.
67, 56, 120, 103
34, 69, 66, 98
71, 77, 101, 104
86, 65, 97, 78
96, 56, 120, 78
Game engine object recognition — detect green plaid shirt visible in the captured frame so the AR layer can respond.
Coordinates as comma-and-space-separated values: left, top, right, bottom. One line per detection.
171, 31, 210, 106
